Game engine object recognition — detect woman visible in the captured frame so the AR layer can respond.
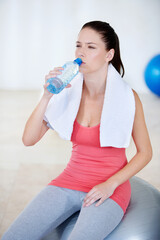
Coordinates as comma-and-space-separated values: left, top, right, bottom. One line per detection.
2, 21, 152, 240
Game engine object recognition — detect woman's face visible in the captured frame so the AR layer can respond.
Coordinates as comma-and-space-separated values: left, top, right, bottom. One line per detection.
75, 27, 108, 74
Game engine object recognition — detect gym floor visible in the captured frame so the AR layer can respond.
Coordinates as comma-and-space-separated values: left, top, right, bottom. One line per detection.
0, 90, 160, 237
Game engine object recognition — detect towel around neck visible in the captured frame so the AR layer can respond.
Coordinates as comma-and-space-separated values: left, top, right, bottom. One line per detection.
44, 64, 135, 148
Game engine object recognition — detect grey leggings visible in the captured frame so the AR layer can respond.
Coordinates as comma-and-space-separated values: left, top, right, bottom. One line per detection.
2, 185, 124, 240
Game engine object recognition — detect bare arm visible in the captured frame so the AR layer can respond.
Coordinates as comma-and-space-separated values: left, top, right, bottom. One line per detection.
22, 66, 71, 146
22, 67, 56, 146
22, 94, 52, 146
108, 89, 153, 187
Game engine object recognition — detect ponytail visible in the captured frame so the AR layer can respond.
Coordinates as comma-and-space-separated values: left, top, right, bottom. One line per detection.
81, 21, 125, 77
111, 33, 125, 77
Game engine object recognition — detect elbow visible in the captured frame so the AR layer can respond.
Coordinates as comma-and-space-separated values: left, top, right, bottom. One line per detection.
143, 146, 153, 163
22, 136, 36, 147
146, 142, 153, 162
148, 146, 153, 162
23, 142, 35, 147
137, 145, 153, 163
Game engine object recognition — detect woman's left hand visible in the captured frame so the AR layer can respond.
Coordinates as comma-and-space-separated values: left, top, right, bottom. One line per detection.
83, 180, 117, 207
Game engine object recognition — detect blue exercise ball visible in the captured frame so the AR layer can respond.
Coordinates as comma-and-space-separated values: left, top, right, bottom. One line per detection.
144, 54, 160, 97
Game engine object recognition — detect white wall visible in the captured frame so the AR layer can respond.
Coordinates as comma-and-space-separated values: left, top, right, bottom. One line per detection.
0, 0, 160, 93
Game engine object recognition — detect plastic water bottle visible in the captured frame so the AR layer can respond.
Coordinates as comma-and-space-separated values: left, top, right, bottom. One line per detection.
47, 58, 82, 94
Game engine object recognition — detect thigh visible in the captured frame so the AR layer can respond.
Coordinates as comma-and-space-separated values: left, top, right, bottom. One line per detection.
2, 185, 80, 240
68, 198, 124, 240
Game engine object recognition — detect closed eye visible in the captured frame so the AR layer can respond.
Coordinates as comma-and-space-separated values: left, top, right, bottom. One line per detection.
76, 45, 96, 49
88, 46, 96, 49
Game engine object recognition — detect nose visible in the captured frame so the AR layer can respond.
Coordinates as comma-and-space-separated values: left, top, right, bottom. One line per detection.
77, 52, 85, 60
78, 53, 84, 59
77, 47, 86, 58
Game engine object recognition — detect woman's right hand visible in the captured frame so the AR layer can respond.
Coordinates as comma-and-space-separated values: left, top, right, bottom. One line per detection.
43, 67, 72, 98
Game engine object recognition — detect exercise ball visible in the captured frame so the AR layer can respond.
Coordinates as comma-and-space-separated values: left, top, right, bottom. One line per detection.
144, 54, 160, 97
43, 176, 160, 240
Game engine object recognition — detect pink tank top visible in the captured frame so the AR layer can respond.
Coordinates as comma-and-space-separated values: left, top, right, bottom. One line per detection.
48, 119, 131, 213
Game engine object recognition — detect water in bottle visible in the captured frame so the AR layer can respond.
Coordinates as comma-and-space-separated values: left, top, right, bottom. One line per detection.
47, 58, 82, 94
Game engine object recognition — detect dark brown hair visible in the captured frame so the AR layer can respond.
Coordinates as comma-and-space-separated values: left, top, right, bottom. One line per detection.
81, 21, 125, 77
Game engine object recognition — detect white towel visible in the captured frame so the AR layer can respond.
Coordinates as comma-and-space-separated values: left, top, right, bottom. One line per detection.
44, 64, 135, 148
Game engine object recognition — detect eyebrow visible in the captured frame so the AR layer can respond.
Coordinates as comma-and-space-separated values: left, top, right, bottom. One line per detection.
76, 41, 97, 45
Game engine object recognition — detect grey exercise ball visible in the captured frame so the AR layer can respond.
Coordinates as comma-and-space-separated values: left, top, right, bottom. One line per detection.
43, 176, 160, 240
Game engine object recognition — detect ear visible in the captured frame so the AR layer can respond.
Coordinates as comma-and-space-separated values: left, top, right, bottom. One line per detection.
106, 49, 115, 62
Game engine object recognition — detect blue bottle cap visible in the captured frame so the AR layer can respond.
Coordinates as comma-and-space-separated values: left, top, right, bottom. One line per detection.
74, 58, 82, 66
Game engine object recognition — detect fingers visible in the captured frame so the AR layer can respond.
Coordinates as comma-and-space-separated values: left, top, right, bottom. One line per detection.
44, 67, 72, 94
49, 67, 64, 75
83, 192, 101, 207
84, 188, 96, 200
65, 83, 72, 88
95, 197, 105, 207
84, 191, 98, 203
45, 67, 64, 83
43, 81, 50, 89
53, 67, 64, 71
45, 74, 56, 83
83, 195, 107, 207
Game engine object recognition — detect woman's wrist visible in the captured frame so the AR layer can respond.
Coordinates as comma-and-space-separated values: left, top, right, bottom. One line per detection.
42, 92, 53, 102
105, 177, 119, 189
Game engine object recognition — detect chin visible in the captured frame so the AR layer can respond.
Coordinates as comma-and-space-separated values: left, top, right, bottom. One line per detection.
79, 69, 89, 75
79, 66, 90, 74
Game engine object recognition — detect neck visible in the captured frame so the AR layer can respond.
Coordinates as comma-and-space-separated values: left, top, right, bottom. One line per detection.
83, 64, 108, 98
